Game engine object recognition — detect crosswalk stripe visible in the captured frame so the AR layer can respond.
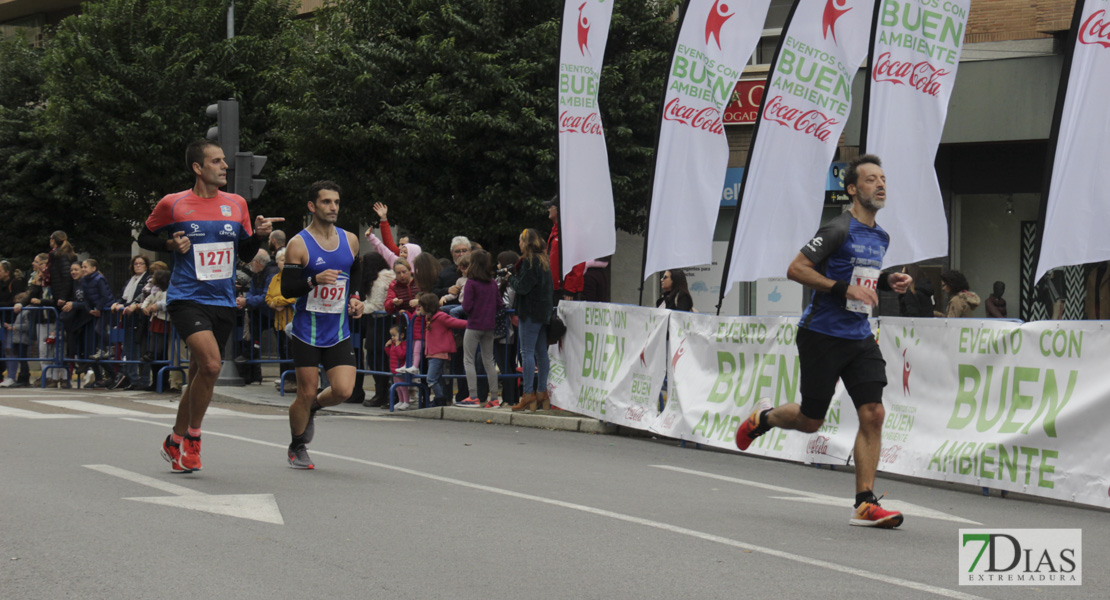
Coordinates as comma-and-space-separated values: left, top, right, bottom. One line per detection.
132, 400, 288, 420
33, 400, 162, 416
0, 405, 87, 419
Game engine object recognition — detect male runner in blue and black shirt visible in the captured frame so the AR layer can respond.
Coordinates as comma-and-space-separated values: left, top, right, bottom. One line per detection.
735, 154, 912, 528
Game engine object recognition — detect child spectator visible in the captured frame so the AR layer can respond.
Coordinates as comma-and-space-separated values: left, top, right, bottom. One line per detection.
2, 291, 34, 387
416, 292, 467, 406
62, 262, 99, 387
384, 323, 411, 410
440, 253, 471, 318
458, 249, 501, 408
141, 269, 171, 372
80, 259, 115, 362
495, 250, 520, 404
385, 258, 424, 374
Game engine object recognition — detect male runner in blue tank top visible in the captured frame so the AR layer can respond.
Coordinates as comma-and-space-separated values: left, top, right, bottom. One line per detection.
139, 139, 282, 473
735, 154, 913, 528
280, 181, 364, 469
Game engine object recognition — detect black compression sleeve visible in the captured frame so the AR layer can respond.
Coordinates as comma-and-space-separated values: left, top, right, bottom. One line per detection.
238, 234, 262, 264
878, 272, 892, 292
281, 264, 313, 298
137, 226, 166, 253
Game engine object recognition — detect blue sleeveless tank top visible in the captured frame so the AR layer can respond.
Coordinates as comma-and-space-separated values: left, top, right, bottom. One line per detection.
291, 228, 355, 347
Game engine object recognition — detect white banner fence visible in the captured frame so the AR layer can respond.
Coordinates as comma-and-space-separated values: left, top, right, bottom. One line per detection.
549, 302, 1110, 509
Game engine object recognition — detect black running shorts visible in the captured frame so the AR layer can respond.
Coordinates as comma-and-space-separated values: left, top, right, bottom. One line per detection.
168, 301, 237, 350
290, 336, 356, 371
796, 326, 887, 420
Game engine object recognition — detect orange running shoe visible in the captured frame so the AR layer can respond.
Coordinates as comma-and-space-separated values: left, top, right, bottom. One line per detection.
160, 435, 192, 473
850, 496, 904, 528
734, 398, 773, 451
180, 434, 203, 472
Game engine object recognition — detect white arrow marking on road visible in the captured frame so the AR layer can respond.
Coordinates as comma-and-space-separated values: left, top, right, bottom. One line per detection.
651, 465, 981, 524
83, 464, 284, 525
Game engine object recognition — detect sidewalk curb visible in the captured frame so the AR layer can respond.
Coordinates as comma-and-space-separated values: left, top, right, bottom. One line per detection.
209, 386, 619, 434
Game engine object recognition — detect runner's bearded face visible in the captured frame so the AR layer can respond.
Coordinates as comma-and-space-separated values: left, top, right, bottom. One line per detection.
854, 164, 886, 211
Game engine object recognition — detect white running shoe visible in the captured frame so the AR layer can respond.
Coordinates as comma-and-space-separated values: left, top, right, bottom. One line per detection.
0, 378, 15, 388
393, 402, 410, 411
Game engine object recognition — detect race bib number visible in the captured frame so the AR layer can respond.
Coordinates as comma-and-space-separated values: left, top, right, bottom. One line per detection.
194, 242, 234, 281
306, 278, 348, 314
845, 266, 880, 315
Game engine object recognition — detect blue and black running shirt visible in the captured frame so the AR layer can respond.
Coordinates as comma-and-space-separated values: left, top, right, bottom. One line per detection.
797, 211, 889, 340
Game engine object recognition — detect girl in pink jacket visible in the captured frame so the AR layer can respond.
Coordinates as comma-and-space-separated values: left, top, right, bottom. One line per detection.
385, 324, 411, 410
416, 293, 467, 406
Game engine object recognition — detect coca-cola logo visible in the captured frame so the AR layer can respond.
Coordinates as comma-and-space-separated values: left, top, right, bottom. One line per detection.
879, 445, 902, 464
1079, 10, 1110, 48
559, 110, 604, 135
872, 52, 950, 97
625, 405, 646, 422
662, 413, 678, 429
762, 95, 838, 142
662, 98, 724, 135
807, 435, 830, 455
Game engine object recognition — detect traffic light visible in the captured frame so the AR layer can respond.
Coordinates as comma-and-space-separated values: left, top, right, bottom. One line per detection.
205, 99, 240, 159
234, 152, 267, 201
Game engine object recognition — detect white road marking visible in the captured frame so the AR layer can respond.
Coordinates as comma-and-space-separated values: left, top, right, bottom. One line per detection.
85, 464, 202, 496
132, 400, 288, 419
83, 464, 283, 524
118, 417, 987, 599
651, 465, 981, 525
0, 394, 87, 399
34, 400, 157, 416
0, 404, 86, 419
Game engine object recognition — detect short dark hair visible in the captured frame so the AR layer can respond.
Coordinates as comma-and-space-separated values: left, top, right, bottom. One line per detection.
941, 270, 970, 293
186, 140, 221, 173
307, 180, 341, 204
845, 154, 882, 190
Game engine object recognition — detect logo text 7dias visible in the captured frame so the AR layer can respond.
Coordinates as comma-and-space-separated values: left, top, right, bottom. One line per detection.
959, 529, 1081, 586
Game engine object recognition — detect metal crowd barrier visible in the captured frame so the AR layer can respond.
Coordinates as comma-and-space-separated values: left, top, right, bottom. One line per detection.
368, 309, 522, 412
187, 300, 525, 412
0, 306, 67, 388
61, 308, 186, 392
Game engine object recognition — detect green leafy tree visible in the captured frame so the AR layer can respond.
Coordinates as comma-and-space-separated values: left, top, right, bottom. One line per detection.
273, 0, 679, 255
40, 0, 307, 231
0, 38, 125, 267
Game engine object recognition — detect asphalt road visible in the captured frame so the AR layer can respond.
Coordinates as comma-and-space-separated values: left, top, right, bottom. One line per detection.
2, 388, 1105, 599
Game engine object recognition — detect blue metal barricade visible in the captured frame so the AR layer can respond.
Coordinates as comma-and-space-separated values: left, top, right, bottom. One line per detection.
237, 305, 292, 387
0, 306, 67, 388
58, 308, 185, 392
